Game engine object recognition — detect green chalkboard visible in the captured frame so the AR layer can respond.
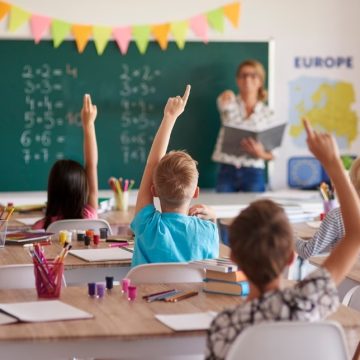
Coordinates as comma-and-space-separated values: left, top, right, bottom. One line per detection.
0, 40, 269, 191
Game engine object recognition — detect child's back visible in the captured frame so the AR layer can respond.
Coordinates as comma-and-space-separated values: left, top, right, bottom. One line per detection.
206, 119, 360, 359
131, 86, 219, 267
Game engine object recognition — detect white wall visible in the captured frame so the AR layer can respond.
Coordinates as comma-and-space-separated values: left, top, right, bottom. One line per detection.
1, 0, 359, 189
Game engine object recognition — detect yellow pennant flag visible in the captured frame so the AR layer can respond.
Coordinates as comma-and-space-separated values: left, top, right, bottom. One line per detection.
0, 1, 10, 22
72, 24, 92, 53
224, 2, 241, 27
93, 26, 112, 55
8, 6, 30, 32
152, 23, 170, 50
132, 25, 150, 54
170, 20, 188, 50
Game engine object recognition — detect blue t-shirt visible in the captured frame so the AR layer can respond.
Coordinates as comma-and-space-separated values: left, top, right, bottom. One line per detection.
130, 204, 219, 267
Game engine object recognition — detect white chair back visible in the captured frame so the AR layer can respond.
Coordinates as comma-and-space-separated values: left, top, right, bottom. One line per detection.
47, 219, 112, 235
0, 264, 35, 289
343, 285, 360, 311
126, 263, 204, 284
226, 321, 349, 360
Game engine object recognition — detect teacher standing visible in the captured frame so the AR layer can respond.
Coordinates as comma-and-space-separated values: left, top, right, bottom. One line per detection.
212, 60, 276, 192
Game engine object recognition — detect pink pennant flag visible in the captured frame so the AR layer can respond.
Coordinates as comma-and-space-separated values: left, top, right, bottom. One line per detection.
113, 26, 132, 55
190, 14, 208, 43
31, 14, 51, 44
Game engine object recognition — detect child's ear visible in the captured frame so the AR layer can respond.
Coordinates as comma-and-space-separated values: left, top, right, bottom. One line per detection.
151, 184, 158, 198
192, 186, 200, 199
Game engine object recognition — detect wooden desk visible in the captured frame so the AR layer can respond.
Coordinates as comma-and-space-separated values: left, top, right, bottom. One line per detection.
0, 282, 359, 359
0, 241, 132, 285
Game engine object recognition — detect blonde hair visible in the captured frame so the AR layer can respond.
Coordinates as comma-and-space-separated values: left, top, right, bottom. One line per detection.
349, 157, 360, 197
153, 151, 199, 207
236, 60, 268, 101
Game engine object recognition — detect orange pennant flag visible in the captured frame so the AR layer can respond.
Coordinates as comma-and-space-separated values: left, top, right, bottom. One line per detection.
0, 1, 10, 21
72, 24, 92, 53
223, 2, 241, 27
152, 23, 170, 50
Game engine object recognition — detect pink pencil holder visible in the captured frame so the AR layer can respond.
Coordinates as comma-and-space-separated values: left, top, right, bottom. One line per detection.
323, 199, 338, 214
34, 261, 64, 299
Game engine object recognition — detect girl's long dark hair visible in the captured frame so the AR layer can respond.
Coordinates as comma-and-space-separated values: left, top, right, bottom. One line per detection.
44, 160, 89, 229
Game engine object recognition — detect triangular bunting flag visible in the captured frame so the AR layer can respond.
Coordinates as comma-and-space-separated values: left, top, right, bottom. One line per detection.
0, 1, 10, 22
190, 14, 208, 43
31, 14, 51, 43
8, 6, 30, 32
72, 24, 92, 53
113, 26, 131, 55
224, 2, 240, 27
52, 19, 71, 48
170, 20, 188, 50
152, 23, 170, 50
132, 25, 150, 54
207, 8, 224, 32
93, 26, 112, 55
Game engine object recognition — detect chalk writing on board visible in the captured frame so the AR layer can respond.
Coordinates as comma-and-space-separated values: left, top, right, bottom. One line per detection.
118, 64, 161, 164
20, 64, 77, 164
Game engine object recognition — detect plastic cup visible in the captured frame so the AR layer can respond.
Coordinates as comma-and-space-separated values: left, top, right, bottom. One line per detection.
0, 220, 8, 248
115, 192, 129, 212
34, 261, 64, 299
121, 278, 130, 293
128, 285, 137, 301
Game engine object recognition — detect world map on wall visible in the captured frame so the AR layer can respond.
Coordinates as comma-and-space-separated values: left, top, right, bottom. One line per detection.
288, 76, 359, 149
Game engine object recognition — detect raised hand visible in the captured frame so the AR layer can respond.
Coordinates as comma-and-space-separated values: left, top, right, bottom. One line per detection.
189, 204, 216, 222
163, 85, 191, 118
303, 118, 340, 168
218, 90, 236, 105
81, 94, 97, 127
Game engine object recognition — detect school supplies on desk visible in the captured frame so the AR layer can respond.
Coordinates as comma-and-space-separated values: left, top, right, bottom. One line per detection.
319, 182, 335, 200
203, 279, 249, 296
222, 123, 286, 157
155, 311, 217, 331
69, 248, 133, 262
108, 177, 134, 211
0, 300, 93, 325
164, 291, 199, 303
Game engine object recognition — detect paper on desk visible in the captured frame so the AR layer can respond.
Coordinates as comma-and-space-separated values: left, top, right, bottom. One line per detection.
69, 248, 133, 262
0, 312, 18, 325
0, 300, 93, 323
16, 217, 43, 226
306, 221, 321, 229
155, 311, 217, 331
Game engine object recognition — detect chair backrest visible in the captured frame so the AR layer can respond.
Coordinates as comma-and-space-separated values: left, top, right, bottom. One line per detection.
226, 321, 349, 360
47, 219, 112, 235
125, 263, 204, 284
342, 285, 360, 311
0, 264, 36, 289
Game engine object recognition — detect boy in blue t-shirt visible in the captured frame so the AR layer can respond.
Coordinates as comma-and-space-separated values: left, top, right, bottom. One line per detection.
131, 85, 219, 267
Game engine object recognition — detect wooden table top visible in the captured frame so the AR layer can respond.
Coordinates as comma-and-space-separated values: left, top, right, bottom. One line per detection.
0, 240, 132, 268
0, 282, 358, 344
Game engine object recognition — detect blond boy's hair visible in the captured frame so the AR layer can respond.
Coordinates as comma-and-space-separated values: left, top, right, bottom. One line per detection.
229, 199, 293, 293
349, 157, 360, 197
153, 151, 199, 207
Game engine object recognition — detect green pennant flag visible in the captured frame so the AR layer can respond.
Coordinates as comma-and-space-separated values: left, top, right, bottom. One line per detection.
93, 26, 112, 55
207, 8, 224, 32
170, 20, 188, 50
132, 25, 150, 54
9, 6, 30, 32
52, 19, 71, 48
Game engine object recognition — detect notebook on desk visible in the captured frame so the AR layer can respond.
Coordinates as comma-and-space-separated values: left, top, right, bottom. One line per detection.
0, 300, 93, 325
155, 312, 217, 331
69, 248, 133, 262
5, 231, 53, 244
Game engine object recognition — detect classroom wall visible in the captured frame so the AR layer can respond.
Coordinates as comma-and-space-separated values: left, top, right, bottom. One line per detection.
1, 0, 359, 189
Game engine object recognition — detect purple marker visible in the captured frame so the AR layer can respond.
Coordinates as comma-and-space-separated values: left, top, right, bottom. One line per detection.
121, 278, 130, 293
128, 285, 137, 301
96, 283, 105, 298
88, 282, 96, 296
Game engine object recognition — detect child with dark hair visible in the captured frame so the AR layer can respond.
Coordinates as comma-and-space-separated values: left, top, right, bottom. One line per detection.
206, 118, 360, 360
33, 94, 98, 229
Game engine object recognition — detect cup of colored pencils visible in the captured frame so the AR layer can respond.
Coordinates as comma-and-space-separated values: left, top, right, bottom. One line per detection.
319, 182, 337, 214
0, 206, 15, 248
31, 242, 70, 298
108, 177, 134, 212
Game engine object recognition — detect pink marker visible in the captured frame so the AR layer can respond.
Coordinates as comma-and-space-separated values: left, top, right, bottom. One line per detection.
121, 278, 130, 293
108, 243, 128, 248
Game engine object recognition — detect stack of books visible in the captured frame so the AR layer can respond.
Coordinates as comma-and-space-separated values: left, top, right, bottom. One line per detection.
190, 258, 249, 296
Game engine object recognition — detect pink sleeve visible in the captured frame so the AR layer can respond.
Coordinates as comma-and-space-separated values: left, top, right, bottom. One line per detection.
31, 218, 46, 230
83, 204, 98, 219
